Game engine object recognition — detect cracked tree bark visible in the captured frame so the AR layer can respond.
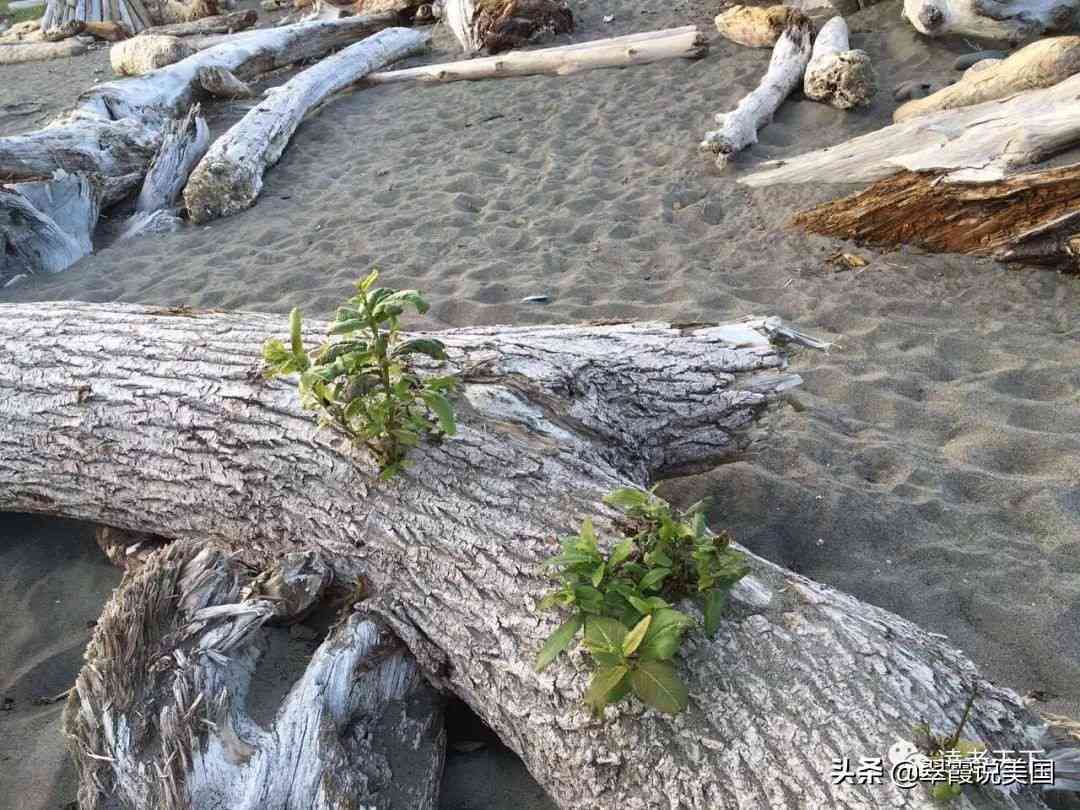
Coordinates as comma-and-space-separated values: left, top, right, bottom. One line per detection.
0, 302, 1066, 810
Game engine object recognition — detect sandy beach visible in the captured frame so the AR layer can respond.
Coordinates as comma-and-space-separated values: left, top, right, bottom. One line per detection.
2, 0, 1079, 806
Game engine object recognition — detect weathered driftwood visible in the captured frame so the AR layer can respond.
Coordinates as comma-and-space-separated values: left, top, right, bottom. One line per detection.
64, 537, 446, 810
713, 4, 806, 48
741, 70, 1080, 187
894, 35, 1080, 122
444, 0, 572, 54
141, 7, 255, 34
701, 17, 813, 169
111, 32, 195, 74
183, 27, 429, 224
791, 163, 1080, 268
903, 0, 1080, 40
0, 172, 97, 283
0, 301, 1073, 810
41, 0, 150, 33
803, 15, 876, 108
0, 37, 89, 62
366, 25, 708, 85
134, 103, 208, 212
197, 63, 254, 96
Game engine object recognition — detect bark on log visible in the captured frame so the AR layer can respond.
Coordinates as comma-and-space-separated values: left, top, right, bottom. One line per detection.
183, 27, 429, 224
365, 26, 708, 85
0, 301, 1072, 810
701, 17, 813, 170
443, 0, 572, 54
903, 0, 1080, 41
141, 7, 255, 34
713, 4, 807, 48
791, 163, 1080, 269
803, 15, 876, 108
0, 37, 89, 62
83, 20, 130, 39
893, 35, 1080, 122
741, 70, 1080, 187
0, 172, 97, 284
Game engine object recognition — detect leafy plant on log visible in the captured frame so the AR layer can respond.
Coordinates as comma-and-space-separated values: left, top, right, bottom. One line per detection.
263, 271, 457, 478
913, 685, 985, 802
535, 487, 749, 715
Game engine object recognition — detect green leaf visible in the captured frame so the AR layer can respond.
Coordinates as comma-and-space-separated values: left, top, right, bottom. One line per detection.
579, 516, 597, 548
535, 614, 583, 672
622, 615, 652, 657
289, 307, 305, 358
329, 318, 365, 335
584, 665, 630, 715
573, 586, 604, 614
638, 608, 692, 662
638, 567, 671, 592
609, 538, 634, 569
357, 270, 379, 292
421, 390, 456, 435
591, 562, 605, 588
629, 660, 688, 715
393, 338, 448, 360
583, 615, 628, 654
603, 487, 650, 513
703, 587, 731, 638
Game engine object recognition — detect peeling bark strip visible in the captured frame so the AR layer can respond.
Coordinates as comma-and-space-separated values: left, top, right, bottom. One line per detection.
792, 165, 1080, 268
183, 27, 429, 224
0, 301, 1066, 809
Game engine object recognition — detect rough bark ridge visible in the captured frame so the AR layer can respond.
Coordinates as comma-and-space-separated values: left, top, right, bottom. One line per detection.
792, 164, 1080, 268
0, 301, 1065, 809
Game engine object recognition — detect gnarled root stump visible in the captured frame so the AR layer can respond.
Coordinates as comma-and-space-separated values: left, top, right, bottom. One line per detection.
0, 302, 1068, 809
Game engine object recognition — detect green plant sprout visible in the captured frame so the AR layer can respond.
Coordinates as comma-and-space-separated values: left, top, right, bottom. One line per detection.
535, 487, 749, 716
263, 271, 458, 479
913, 685, 984, 802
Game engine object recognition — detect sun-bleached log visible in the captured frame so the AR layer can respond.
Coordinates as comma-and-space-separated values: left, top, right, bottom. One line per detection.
803, 15, 876, 108
134, 103, 208, 212
713, 4, 807, 48
141, 7, 255, 34
365, 25, 708, 85
64, 538, 446, 810
742, 70, 1080, 187
904, 0, 1080, 40
184, 27, 429, 224
894, 35, 1080, 122
110, 32, 195, 74
790, 163, 1080, 269
0, 37, 89, 63
197, 63, 254, 96
2, 301, 1074, 810
701, 17, 813, 170
0, 172, 98, 284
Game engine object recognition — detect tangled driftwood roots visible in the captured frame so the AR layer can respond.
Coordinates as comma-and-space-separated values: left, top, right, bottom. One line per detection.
0, 302, 1072, 809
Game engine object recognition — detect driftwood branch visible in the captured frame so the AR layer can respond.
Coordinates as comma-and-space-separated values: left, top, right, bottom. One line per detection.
803, 15, 876, 109
0, 37, 90, 63
183, 27, 429, 223
903, 0, 1080, 40
366, 26, 708, 85
0, 301, 1069, 809
140, 8, 256, 35
701, 17, 813, 169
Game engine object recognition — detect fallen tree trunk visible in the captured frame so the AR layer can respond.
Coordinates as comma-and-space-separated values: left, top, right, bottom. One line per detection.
140, 7, 255, 35
903, 0, 1080, 41
0, 301, 1068, 810
741, 70, 1080, 187
0, 172, 98, 284
0, 37, 89, 63
365, 25, 708, 85
184, 27, 429, 224
791, 163, 1080, 268
803, 15, 876, 108
701, 17, 813, 169
894, 35, 1080, 122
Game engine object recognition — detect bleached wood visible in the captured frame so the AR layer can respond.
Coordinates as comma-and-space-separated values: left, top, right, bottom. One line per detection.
714, 4, 806, 48
184, 27, 429, 224
197, 63, 254, 96
803, 15, 876, 108
443, 0, 475, 52
0, 36, 88, 61
701, 18, 813, 169
894, 35, 1080, 122
0, 301, 1071, 810
141, 7, 255, 35
0, 172, 97, 284
742, 70, 1080, 187
133, 103, 208, 212
366, 25, 708, 85
904, 0, 1080, 40
110, 32, 195, 74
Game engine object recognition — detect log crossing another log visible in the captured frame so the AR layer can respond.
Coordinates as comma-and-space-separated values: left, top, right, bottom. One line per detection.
802, 15, 876, 109
0, 301, 1069, 809
183, 27, 430, 224
701, 17, 813, 169
366, 26, 708, 85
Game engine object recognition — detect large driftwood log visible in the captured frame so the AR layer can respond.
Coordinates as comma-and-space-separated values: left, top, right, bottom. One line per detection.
0, 172, 98, 284
894, 35, 1080, 122
791, 163, 1080, 268
110, 32, 196, 74
0, 37, 89, 63
741, 70, 1080, 187
365, 26, 708, 85
183, 27, 429, 224
701, 17, 813, 169
713, 4, 807, 48
903, 0, 1080, 40
0, 301, 1072, 810
803, 15, 876, 108
140, 7, 256, 35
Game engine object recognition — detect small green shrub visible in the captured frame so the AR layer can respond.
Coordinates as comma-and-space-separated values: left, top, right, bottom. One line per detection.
535, 487, 749, 715
263, 271, 457, 478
